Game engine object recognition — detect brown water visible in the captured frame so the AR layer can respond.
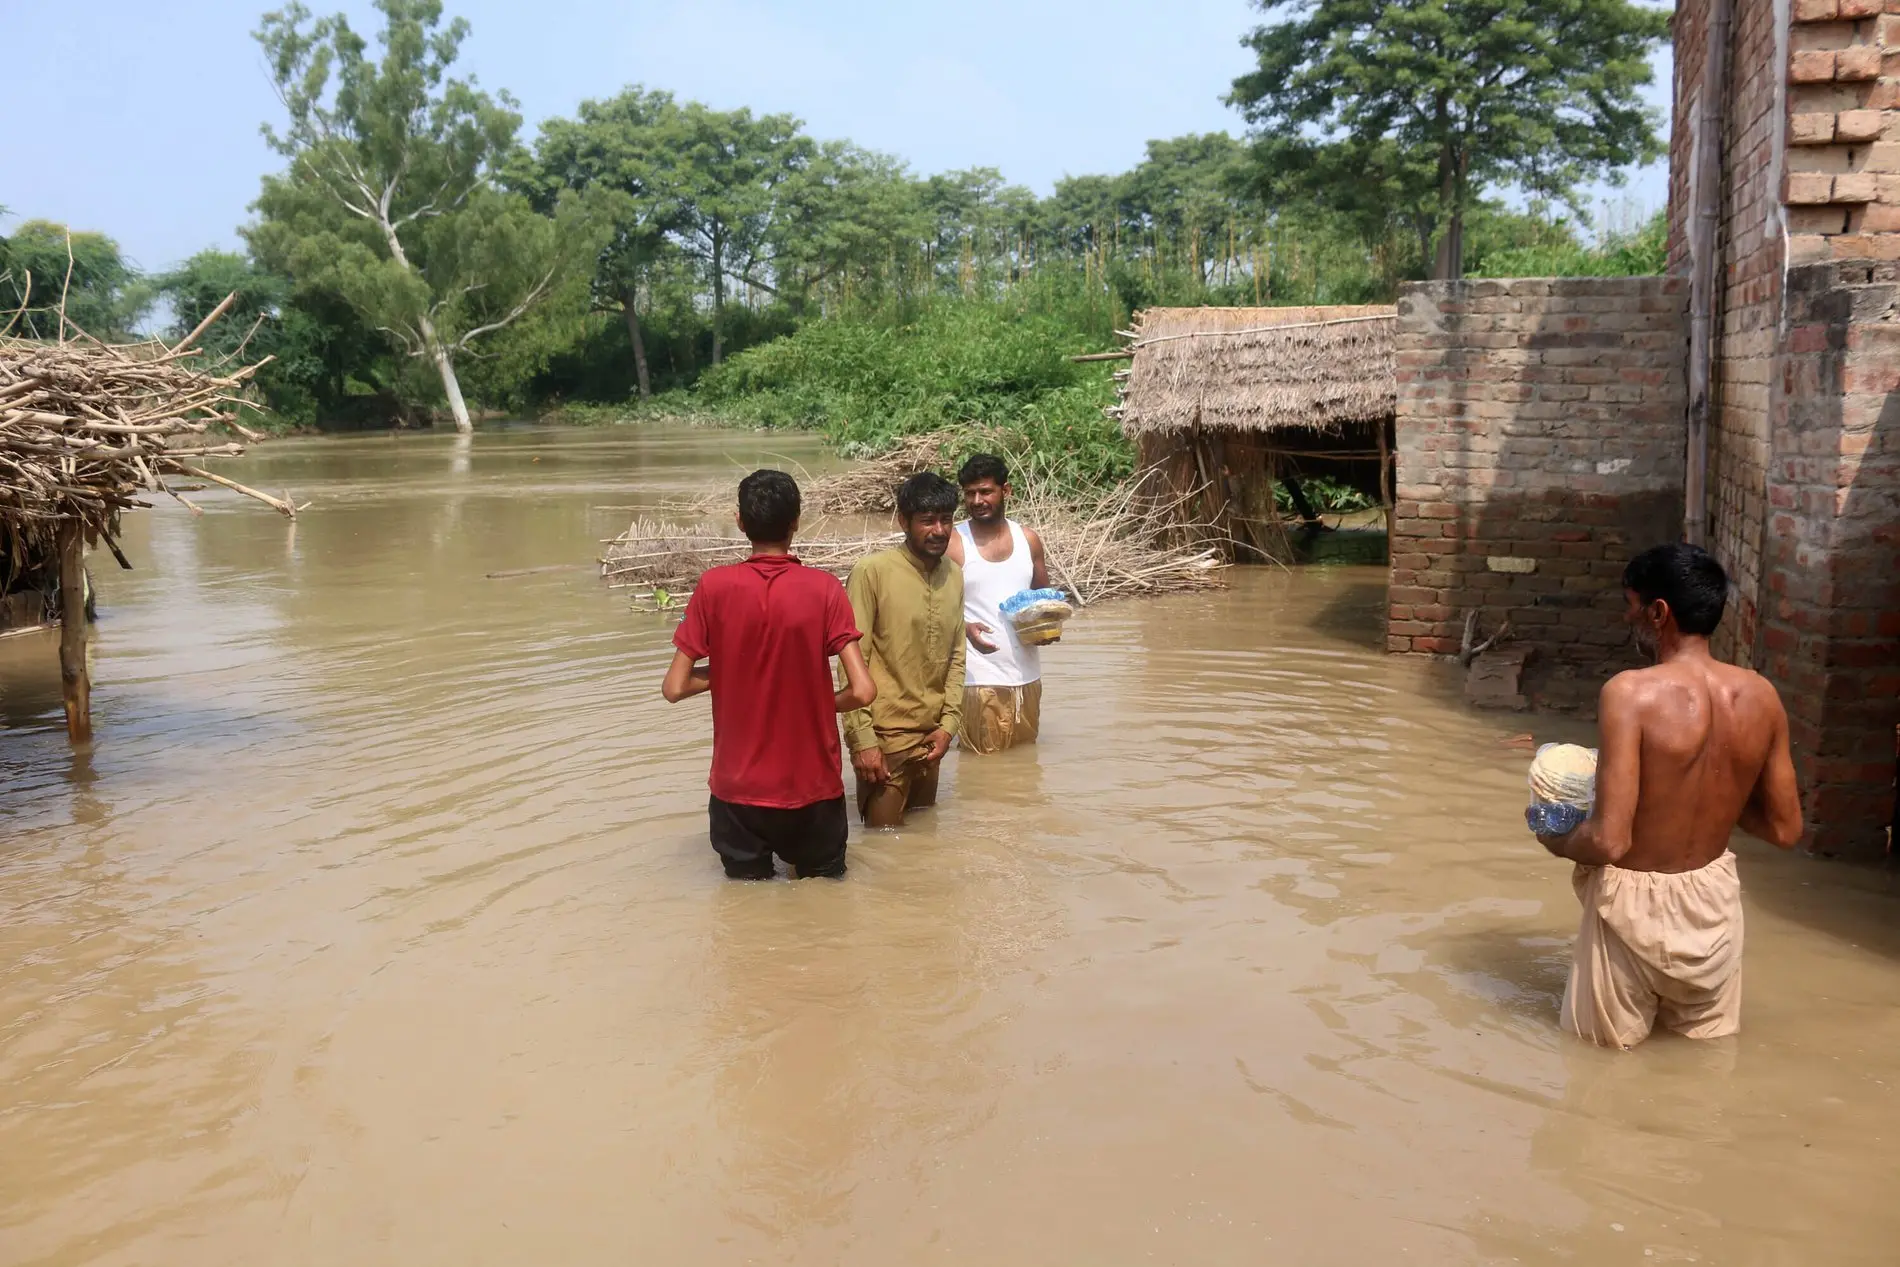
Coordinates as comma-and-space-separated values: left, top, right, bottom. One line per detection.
3, 426, 1899, 1267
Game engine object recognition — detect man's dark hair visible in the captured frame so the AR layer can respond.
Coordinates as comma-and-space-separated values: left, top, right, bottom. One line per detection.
737, 469, 800, 543
1623, 543, 1728, 636
957, 453, 1010, 487
896, 471, 958, 518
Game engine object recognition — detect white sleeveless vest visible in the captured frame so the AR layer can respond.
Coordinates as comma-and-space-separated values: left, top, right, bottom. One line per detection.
956, 519, 1040, 687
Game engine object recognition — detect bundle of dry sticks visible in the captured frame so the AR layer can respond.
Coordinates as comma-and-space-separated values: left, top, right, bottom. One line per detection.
602, 432, 1230, 613
0, 292, 297, 578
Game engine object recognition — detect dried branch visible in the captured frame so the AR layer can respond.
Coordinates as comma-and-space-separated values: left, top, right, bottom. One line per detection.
0, 304, 297, 566
171, 292, 240, 356
1459, 609, 1515, 667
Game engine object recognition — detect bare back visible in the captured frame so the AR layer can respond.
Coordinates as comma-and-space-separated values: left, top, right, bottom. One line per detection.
1595, 654, 1800, 872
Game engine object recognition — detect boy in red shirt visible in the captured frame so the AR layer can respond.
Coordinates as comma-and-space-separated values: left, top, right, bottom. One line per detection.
661, 470, 876, 879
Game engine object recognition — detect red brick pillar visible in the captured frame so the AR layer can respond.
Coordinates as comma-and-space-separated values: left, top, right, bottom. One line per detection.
1761, 262, 1900, 860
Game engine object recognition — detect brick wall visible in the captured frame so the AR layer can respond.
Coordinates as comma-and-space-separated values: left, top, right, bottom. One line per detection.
1668, 0, 1789, 666
1665, 0, 1899, 857
1783, 0, 1900, 260
1763, 260, 1900, 859
1389, 278, 1690, 702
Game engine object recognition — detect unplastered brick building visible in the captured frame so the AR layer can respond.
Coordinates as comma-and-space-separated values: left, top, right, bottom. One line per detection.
1390, 0, 1899, 859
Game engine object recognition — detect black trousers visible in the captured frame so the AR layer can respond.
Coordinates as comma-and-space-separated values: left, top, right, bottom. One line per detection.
708, 795, 849, 880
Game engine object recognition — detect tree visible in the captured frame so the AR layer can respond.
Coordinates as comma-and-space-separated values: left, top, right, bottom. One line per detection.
919, 168, 1039, 292
1121, 134, 1250, 286
662, 104, 812, 365
1229, 0, 1669, 278
1043, 173, 1129, 257
764, 141, 927, 314
253, 0, 585, 431
154, 248, 386, 428
524, 88, 681, 398
0, 220, 148, 340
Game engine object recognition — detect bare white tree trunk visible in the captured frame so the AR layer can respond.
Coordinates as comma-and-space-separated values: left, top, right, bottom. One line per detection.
424, 313, 474, 434
380, 215, 473, 434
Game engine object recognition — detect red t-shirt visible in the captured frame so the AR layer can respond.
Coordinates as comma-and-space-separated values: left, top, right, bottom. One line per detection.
672, 554, 861, 809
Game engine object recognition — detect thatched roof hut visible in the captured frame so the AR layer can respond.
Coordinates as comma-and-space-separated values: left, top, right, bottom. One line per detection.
1108, 305, 1398, 562
1116, 305, 1396, 435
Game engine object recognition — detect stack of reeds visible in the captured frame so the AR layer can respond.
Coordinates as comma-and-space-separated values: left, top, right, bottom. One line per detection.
600, 520, 901, 610
0, 293, 295, 583
672, 430, 969, 522
603, 437, 1229, 614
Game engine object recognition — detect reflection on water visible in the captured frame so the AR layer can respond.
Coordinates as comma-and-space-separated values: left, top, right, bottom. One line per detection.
1, 426, 1897, 1266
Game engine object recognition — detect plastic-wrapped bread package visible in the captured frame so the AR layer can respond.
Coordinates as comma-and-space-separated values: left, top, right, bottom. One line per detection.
999, 587, 1074, 647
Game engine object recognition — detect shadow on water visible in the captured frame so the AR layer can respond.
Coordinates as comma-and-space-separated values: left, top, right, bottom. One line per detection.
1731, 839, 1900, 962
1305, 577, 1388, 652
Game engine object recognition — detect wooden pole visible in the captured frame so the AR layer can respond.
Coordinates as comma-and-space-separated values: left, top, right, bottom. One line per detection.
56, 522, 91, 743
1378, 415, 1394, 544
1684, 0, 1733, 546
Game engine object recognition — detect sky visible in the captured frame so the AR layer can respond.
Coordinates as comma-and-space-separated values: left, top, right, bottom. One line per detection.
4, 0, 1672, 277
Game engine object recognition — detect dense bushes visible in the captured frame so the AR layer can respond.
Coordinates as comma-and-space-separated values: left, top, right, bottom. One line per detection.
697, 288, 1131, 487
1468, 209, 1667, 279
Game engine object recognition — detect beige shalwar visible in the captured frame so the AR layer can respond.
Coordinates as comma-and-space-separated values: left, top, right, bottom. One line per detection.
959, 681, 1042, 754
1561, 852, 1745, 1050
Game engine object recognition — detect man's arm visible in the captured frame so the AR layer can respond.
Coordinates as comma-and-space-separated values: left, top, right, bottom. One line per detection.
1738, 689, 1803, 848
929, 575, 967, 757
661, 651, 711, 703
664, 589, 712, 703
1027, 527, 1051, 591
834, 641, 876, 712
1538, 675, 1642, 865
840, 563, 881, 755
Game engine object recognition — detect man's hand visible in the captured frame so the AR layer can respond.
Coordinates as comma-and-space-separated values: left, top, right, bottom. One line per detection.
853, 746, 891, 786
921, 729, 953, 764
1534, 830, 1573, 860
966, 620, 999, 655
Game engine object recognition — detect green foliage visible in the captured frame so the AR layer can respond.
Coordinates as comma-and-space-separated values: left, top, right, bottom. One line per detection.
517, 88, 682, 396
1275, 475, 1376, 515
36, 0, 1672, 449
251, 0, 597, 428
1469, 208, 1668, 277
698, 284, 1130, 488
1230, 0, 1670, 278
153, 250, 327, 428
0, 220, 148, 340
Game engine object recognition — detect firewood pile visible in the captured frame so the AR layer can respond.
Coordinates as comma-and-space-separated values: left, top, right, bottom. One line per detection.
0, 293, 297, 583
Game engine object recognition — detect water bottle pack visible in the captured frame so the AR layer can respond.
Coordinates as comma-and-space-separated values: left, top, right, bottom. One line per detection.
1525, 742, 1598, 837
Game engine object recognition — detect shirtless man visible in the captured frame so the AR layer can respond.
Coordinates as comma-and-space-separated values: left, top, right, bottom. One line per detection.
1535, 543, 1803, 1049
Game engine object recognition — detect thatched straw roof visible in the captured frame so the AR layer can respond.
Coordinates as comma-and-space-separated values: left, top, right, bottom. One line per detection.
1116, 305, 1396, 436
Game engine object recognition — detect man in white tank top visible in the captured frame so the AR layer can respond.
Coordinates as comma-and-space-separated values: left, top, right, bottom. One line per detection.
946, 454, 1050, 754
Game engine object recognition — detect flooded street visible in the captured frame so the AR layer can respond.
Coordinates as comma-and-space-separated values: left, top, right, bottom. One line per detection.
3, 426, 1899, 1266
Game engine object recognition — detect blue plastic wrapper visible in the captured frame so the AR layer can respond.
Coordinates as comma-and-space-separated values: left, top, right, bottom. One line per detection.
1526, 801, 1589, 837
999, 587, 1071, 617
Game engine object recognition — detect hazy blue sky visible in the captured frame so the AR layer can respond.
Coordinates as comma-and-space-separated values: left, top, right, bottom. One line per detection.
5, 0, 1672, 275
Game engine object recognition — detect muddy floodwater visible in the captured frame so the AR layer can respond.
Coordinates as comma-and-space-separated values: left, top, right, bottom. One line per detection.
4, 426, 1900, 1266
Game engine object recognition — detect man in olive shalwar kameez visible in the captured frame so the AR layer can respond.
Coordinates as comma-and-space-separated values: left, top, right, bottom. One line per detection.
841, 472, 966, 828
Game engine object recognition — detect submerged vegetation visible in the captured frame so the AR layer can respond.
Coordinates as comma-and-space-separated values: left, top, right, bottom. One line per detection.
4, 0, 1671, 477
